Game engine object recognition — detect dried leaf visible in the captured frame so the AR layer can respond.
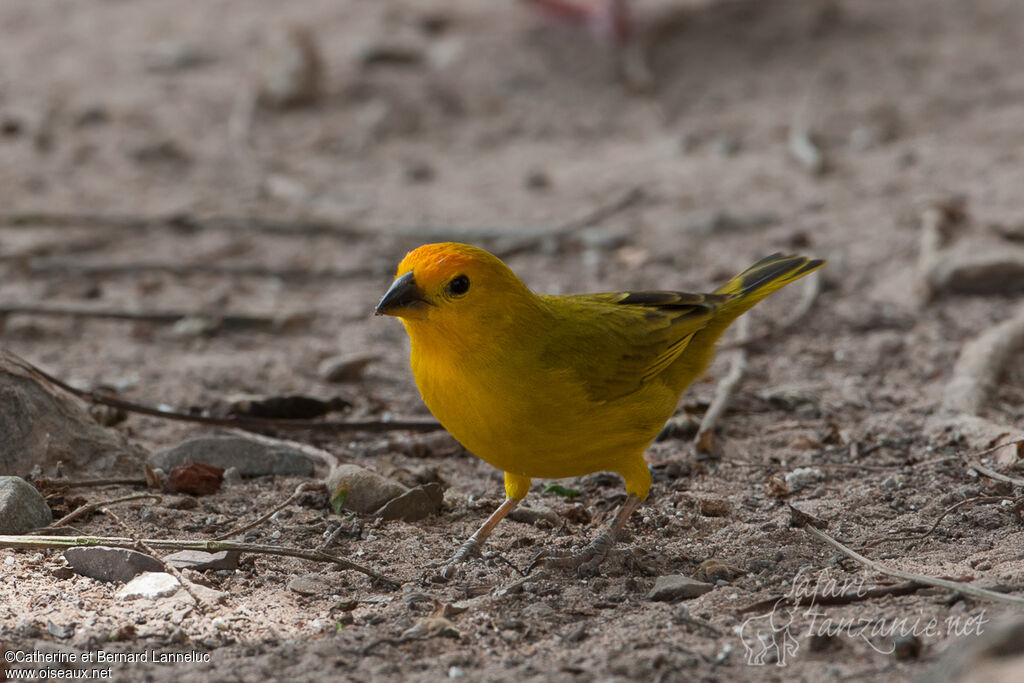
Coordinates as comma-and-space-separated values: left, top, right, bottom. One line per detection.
166, 461, 224, 496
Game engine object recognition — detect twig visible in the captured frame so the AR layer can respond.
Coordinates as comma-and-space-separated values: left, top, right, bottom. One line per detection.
553, 186, 645, 236
863, 495, 1017, 547
9, 354, 442, 435
788, 70, 826, 175
317, 523, 348, 553
0, 304, 292, 331
970, 461, 1024, 488
694, 316, 750, 455
802, 525, 1024, 607
738, 580, 954, 614
943, 306, 1024, 415
23, 261, 378, 283
491, 187, 645, 259
34, 477, 148, 489
0, 535, 400, 587
0, 192, 642, 243
212, 482, 323, 541
41, 493, 161, 530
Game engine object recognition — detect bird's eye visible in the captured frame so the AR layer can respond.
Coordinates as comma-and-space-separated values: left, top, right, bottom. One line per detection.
446, 275, 470, 296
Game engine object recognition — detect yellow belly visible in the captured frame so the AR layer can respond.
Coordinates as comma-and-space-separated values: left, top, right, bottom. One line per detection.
411, 347, 675, 481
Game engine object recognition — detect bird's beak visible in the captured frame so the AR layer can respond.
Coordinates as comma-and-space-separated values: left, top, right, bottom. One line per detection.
375, 271, 430, 318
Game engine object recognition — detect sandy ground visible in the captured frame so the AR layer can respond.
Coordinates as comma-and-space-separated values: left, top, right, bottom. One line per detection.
2, 0, 1024, 680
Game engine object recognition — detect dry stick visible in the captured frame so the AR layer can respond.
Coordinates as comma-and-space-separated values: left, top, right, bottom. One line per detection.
789, 70, 826, 175
103, 506, 205, 609
42, 493, 161, 530
24, 261, 378, 283
0, 234, 122, 262
212, 482, 324, 541
34, 477, 148, 489
942, 306, 1024, 415
0, 188, 643, 244
863, 495, 1017, 548
491, 186, 646, 259
317, 523, 348, 553
0, 535, 400, 587
914, 198, 966, 304
694, 316, 751, 455
738, 580, 957, 614
0, 304, 290, 331
970, 461, 1024, 488
802, 525, 1024, 607
10, 354, 442, 435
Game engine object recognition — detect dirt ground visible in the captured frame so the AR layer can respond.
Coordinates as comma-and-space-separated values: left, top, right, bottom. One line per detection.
2, 0, 1024, 680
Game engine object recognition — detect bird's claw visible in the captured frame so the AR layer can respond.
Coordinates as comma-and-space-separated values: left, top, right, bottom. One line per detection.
434, 537, 483, 581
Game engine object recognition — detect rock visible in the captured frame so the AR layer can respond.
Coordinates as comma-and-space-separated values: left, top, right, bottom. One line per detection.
189, 583, 228, 605
375, 483, 443, 521
784, 467, 826, 492
150, 436, 315, 478
0, 348, 144, 477
647, 575, 714, 602
318, 353, 378, 383
260, 26, 323, 108
64, 546, 164, 583
698, 497, 731, 518
0, 476, 53, 533
920, 616, 1024, 683
164, 550, 240, 572
116, 572, 180, 600
142, 42, 217, 73
893, 634, 922, 660
509, 506, 560, 528
326, 464, 408, 514
222, 467, 243, 487
287, 573, 336, 596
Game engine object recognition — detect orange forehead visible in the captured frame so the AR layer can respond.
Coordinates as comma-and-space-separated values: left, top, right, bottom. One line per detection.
397, 243, 493, 286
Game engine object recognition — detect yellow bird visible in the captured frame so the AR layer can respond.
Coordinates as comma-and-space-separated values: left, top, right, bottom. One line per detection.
376, 243, 823, 577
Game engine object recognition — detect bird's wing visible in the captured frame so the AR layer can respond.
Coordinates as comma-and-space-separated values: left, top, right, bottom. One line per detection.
539, 290, 727, 403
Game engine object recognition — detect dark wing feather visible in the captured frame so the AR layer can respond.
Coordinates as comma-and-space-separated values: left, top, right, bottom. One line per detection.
538, 290, 726, 402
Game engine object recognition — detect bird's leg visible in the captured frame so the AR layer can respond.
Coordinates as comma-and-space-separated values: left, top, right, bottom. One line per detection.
439, 497, 521, 580
529, 493, 641, 575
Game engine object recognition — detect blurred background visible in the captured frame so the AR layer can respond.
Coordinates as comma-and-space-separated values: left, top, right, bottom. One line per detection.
2, 0, 1022, 434
3, 2, 1024, 679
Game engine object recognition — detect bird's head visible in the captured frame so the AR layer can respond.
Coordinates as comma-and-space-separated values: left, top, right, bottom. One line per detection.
375, 243, 532, 330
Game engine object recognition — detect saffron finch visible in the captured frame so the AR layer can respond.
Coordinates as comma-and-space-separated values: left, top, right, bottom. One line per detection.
376, 243, 823, 577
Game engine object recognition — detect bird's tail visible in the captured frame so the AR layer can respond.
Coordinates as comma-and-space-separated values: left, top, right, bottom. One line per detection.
706, 253, 825, 333
716, 253, 823, 303
660, 252, 824, 394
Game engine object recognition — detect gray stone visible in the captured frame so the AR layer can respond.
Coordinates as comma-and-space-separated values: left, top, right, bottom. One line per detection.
647, 575, 714, 602
287, 573, 335, 596
164, 550, 240, 571
317, 353, 378, 383
0, 476, 53, 534
375, 483, 443, 521
326, 464, 407, 513
64, 546, 164, 583
509, 506, 560, 528
150, 436, 315, 478
0, 348, 145, 477
117, 572, 180, 600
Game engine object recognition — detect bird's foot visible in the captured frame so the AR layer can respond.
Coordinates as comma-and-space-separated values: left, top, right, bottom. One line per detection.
431, 536, 482, 581
528, 531, 615, 577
